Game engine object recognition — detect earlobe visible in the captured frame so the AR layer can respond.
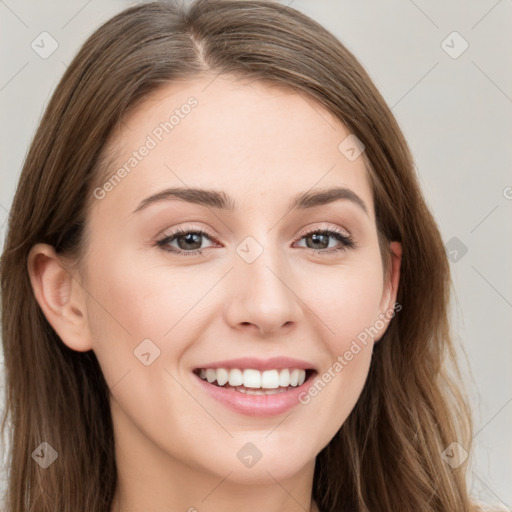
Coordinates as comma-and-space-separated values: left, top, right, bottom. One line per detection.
375, 241, 402, 342
27, 243, 93, 352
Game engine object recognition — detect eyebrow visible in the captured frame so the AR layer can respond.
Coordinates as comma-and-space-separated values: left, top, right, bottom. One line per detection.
132, 186, 369, 216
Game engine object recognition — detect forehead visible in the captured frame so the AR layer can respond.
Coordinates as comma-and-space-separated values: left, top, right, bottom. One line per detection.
92, 75, 374, 219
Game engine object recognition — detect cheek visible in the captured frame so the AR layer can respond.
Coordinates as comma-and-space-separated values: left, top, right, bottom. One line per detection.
301, 257, 385, 355
81, 245, 190, 391
293, 250, 384, 419
85, 246, 195, 340
296, 265, 383, 445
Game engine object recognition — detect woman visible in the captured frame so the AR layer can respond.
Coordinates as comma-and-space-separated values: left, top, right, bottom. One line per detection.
0, 0, 489, 510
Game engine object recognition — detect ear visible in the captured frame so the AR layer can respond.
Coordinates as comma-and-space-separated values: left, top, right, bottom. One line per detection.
375, 241, 402, 342
27, 243, 93, 352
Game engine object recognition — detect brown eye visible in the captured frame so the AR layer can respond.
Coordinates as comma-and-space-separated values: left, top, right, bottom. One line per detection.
156, 228, 217, 256
295, 229, 356, 254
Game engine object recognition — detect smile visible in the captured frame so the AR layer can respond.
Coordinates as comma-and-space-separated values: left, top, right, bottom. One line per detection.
192, 359, 318, 416
194, 367, 313, 395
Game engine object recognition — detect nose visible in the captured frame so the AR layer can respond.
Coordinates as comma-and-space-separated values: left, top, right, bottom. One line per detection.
223, 238, 303, 337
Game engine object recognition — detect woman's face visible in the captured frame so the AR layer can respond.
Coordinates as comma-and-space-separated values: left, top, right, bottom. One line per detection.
68, 75, 400, 486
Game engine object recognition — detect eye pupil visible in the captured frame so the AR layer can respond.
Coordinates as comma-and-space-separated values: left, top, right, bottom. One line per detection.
178, 232, 202, 250
308, 233, 329, 249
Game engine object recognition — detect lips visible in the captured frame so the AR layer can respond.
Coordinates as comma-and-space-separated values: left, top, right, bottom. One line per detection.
193, 356, 315, 372
192, 356, 317, 415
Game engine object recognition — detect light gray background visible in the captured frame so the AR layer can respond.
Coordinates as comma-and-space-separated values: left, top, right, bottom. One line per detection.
1, 0, 511, 507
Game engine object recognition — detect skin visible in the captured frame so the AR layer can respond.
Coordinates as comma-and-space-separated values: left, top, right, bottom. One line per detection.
28, 74, 401, 512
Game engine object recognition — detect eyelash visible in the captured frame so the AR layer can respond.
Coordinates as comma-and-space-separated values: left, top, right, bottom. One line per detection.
155, 226, 356, 257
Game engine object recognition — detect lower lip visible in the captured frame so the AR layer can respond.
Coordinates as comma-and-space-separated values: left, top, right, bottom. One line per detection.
193, 373, 315, 416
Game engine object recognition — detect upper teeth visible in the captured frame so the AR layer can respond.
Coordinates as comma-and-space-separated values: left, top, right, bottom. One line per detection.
198, 368, 307, 389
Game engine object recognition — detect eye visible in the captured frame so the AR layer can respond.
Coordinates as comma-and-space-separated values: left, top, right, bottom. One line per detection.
155, 226, 356, 256
294, 227, 356, 254
156, 227, 217, 256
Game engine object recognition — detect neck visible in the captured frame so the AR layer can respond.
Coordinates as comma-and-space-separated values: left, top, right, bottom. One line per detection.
112, 468, 320, 512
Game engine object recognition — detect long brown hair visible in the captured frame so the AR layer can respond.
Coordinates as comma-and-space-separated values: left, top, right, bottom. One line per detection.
1, 1, 478, 510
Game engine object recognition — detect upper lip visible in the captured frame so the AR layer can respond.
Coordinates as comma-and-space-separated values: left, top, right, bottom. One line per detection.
194, 356, 316, 372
